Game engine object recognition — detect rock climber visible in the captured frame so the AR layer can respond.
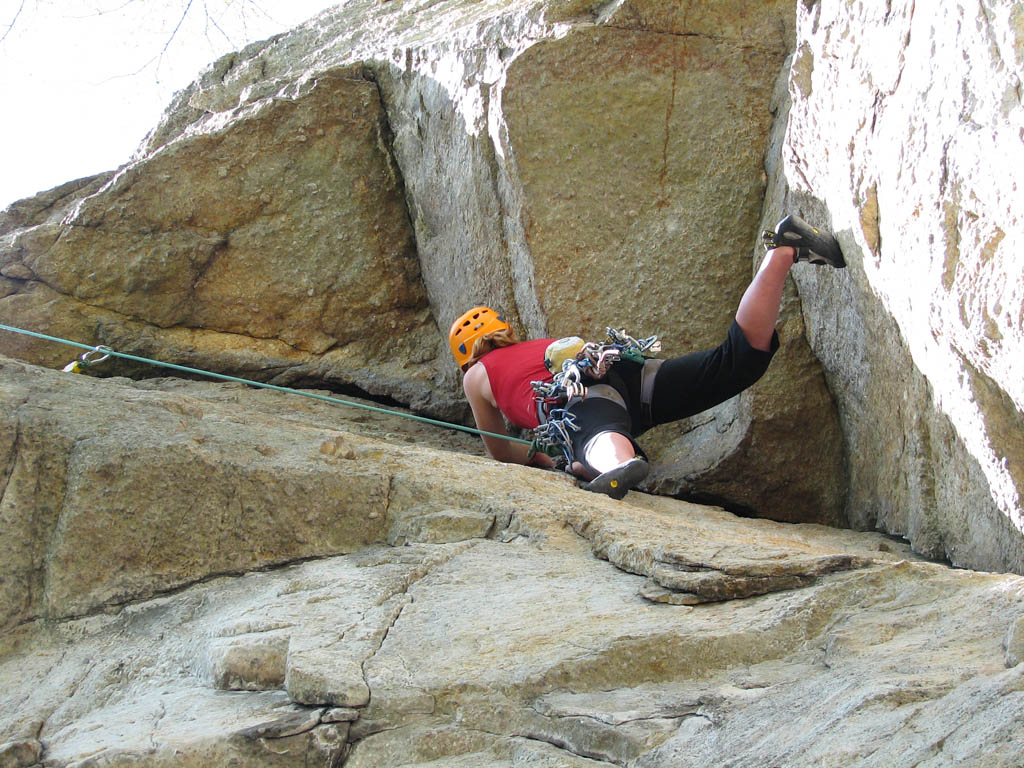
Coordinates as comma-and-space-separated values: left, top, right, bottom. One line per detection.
450, 215, 846, 500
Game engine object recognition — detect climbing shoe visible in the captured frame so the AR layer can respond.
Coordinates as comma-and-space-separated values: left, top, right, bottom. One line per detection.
580, 458, 649, 501
762, 214, 846, 268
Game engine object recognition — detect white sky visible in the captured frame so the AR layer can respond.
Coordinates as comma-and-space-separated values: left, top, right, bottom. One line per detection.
0, 0, 339, 210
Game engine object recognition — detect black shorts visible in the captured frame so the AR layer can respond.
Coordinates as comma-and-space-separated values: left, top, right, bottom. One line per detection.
566, 320, 778, 462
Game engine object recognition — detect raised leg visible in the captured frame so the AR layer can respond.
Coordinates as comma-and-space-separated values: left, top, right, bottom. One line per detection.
734, 246, 795, 352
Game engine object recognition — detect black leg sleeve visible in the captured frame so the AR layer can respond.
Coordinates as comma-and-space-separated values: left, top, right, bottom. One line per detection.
649, 320, 779, 426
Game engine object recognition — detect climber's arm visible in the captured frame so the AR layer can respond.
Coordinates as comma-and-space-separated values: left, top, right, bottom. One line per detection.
462, 363, 552, 468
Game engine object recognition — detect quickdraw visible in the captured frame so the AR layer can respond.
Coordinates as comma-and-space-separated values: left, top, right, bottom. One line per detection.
529, 328, 661, 465
531, 408, 579, 466
62, 345, 113, 373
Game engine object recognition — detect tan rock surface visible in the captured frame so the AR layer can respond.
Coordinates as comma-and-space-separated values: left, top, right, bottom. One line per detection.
1, 355, 1022, 766
0, 0, 846, 528
1, 68, 442, 412
1, 1, 1024, 761
0, 355, 869, 632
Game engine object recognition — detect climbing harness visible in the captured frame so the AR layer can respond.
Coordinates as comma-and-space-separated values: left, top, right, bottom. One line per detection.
529, 327, 661, 465
0, 323, 534, 450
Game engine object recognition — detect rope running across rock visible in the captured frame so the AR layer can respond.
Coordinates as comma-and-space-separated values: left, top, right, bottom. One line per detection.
0, 322, 534, 448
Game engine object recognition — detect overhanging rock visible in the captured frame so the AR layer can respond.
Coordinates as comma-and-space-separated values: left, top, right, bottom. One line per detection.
0, 0, 847, 530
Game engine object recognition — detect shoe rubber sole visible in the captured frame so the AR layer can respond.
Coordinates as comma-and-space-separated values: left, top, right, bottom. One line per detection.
581, 458, 649, 500
763, 215, 846, 268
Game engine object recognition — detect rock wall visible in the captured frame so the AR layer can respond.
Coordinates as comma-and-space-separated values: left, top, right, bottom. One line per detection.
0, 0, 849, 528
2, 355, 1023, 767
0, 66, 441, 412
769, 0, 1024, 572
1, 2, 1024, 761
0, 0, 1021, 570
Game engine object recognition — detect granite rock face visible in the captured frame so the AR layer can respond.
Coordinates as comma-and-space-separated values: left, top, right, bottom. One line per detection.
1, 0, 1022, 764
4, 0, 1022, 570
0, 0, 847, 528
1, 356, 1023, 767
0, 355, 861, 634
0, 68, 440, 412
767, 0, 1024, 572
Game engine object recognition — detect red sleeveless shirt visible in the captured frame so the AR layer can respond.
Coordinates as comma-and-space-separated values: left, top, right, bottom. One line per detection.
478, 339, 554, 429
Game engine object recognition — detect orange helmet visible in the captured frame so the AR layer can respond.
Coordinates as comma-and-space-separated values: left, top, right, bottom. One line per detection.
449, 306, 510, 369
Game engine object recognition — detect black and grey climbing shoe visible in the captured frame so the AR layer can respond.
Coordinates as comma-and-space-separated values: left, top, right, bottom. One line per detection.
762, 215, 846, 268
580, 458, 649, 501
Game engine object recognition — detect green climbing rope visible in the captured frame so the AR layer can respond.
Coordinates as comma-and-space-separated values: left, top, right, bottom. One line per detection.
0, 322, 533, 447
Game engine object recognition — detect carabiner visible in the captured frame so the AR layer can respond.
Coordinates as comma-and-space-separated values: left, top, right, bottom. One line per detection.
62, 345, 113, 373
81, 345, 113, 365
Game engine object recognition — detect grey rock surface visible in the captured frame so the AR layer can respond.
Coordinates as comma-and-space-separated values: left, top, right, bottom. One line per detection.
0, 0, 846, 529
1, 357, 1022, 767
768, 0, 1024, 572
1, 0, 1024, 761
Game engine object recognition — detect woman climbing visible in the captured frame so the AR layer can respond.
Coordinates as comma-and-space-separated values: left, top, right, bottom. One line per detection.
450, 215, 846, 500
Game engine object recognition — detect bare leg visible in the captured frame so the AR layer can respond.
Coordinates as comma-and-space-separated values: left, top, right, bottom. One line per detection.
571, 431, 636, 479
586, 433, 636, 472
573, 432, 650, 498
735, 246, 795, 352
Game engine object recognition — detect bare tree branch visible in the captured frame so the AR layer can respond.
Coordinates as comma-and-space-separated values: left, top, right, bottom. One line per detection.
2, 0, 278, 82
202, 1, 237, 50
161, 0, 197, 58
0, 0, 27, 45
65, 0, 146, 21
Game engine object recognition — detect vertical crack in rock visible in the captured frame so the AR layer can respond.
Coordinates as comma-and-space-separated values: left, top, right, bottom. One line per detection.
480, 81, 526, 331
359, 64, 423, 294
363, 70, 410, 215
357, 542, 477, 700
35, 431, 88, 625
659, 66, 678, 204
484, 48, 549, 339
658, 0, 687, 205
383, 473, 396, 526
0, 410, 23, 514
187, 232, 229, 297
359, 592, 411, 697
